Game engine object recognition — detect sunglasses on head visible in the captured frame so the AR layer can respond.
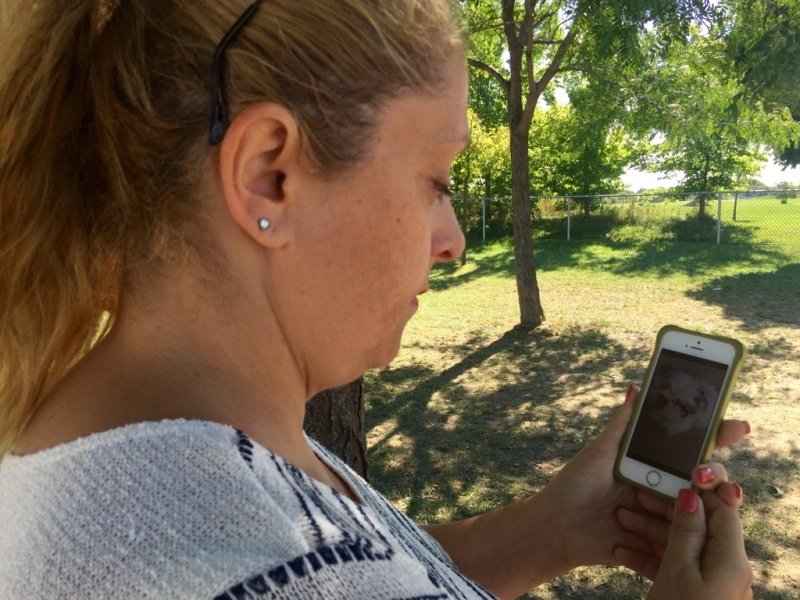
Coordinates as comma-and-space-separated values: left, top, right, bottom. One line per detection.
209, 0, 264, 146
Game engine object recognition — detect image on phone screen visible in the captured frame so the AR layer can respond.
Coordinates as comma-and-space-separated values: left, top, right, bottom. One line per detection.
626, 349, 730, 479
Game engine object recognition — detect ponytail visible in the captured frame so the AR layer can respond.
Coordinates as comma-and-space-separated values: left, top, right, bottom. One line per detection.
0, 1, 113, 453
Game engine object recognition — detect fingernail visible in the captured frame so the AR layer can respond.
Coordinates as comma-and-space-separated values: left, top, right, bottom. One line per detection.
626, 383, 636, 401
678, 489, 699, 514
744, 421, 751, 435
696, 467, 715, 485
733, 483, 743, 500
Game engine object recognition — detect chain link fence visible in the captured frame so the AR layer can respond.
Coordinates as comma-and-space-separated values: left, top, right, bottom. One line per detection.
454, 190, 800, 245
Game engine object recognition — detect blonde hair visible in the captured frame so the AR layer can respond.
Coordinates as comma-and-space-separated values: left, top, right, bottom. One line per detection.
0, 0, 464, 454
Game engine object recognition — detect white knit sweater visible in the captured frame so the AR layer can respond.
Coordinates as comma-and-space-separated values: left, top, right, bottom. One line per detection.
0, 420, 497, 599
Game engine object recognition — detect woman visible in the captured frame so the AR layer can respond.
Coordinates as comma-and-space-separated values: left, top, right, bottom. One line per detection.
0, 0, 753, 598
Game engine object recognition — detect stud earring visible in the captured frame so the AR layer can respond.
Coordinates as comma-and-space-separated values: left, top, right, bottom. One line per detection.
258, 218, 270, 231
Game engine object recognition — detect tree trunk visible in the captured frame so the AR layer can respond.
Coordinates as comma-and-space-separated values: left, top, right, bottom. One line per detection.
303, 378, 368, 479
461, 164, 471, 266
506, 28, 544, 327
509, 124, 545, 326
484, 172, 492, 232
502, 0, 545, 328
699, 154, 710, 218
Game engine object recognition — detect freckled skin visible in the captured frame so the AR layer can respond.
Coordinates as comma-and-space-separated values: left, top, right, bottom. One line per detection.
262, 54, 470, 392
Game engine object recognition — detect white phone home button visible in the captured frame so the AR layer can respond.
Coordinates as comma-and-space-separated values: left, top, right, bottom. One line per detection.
646, 471, 662, 486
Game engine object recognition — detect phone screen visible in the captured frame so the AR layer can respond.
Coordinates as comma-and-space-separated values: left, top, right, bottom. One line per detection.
626, 349, 730, 479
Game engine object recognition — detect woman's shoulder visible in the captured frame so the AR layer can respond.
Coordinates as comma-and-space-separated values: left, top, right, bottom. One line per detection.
0, 419, 259, 501
0, 420, 315, 598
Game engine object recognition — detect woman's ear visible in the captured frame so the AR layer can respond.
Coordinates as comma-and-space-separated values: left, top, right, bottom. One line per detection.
217, 103, 301, 247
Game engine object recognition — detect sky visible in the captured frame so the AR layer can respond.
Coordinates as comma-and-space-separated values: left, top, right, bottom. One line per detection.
622, 156, 800, 191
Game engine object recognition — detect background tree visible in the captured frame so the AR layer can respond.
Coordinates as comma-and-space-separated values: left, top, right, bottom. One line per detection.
465, 0, 714, 326
529, 86, 630, 216
629, 27, 793, 216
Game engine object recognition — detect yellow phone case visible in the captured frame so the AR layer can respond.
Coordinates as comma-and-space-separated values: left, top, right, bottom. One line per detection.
613, 324, 746, 500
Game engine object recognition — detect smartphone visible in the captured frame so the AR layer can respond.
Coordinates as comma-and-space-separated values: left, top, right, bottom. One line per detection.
614, 325, 745, 500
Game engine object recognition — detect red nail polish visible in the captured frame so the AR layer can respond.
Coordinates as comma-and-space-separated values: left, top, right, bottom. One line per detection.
678, 489, 699, 514
744, 421, 751, 435
626, 383, 635, 401
733, 483, 743, 500
697, 467, 715, 485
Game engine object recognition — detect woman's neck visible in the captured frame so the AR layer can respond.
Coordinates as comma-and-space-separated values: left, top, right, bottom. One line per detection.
14, 263, 310, 461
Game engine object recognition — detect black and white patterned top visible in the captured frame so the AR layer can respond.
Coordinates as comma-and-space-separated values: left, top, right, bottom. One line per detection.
0, 419, 498, 599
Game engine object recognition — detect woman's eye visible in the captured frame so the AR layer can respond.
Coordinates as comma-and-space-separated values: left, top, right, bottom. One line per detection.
434, 182, 453, 202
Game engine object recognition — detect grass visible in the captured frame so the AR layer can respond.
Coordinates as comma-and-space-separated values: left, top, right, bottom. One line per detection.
364, 233, 800, 599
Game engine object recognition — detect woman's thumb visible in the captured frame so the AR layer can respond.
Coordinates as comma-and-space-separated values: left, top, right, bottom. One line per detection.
661, 489, 706, 575
598, 383, 638, 444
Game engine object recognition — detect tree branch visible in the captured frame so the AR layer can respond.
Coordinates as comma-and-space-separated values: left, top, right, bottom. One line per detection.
468, 58, 510, 97
469, 15, 504, 35
522, 27, 578, 128
531, 8, 557, 33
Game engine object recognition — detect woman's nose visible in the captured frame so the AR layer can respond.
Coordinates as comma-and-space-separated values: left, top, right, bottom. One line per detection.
431, 201, 466, 264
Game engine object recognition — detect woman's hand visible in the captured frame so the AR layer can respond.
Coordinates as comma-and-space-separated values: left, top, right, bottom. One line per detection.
540, 384, 750, 577
647, 488, 753, 599
615, 460, 745, 577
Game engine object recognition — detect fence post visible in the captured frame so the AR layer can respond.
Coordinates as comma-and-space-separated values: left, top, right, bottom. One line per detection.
716, 193, 722, 245
567, 197, 572, 241
482, 198, 486, 242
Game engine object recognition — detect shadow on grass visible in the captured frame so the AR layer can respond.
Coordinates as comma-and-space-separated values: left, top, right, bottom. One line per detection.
534, 207, 776, 246
367, 325, 639, 521
429, 237, 516, 292
431, 224, 795, 296
366, 322, 799, 599
686, 263, 800, 331
536, 238, 792, 279
534, 211, 795, 279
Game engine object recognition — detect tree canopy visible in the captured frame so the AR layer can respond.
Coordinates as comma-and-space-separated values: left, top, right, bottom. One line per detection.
627, 27, 771, 215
